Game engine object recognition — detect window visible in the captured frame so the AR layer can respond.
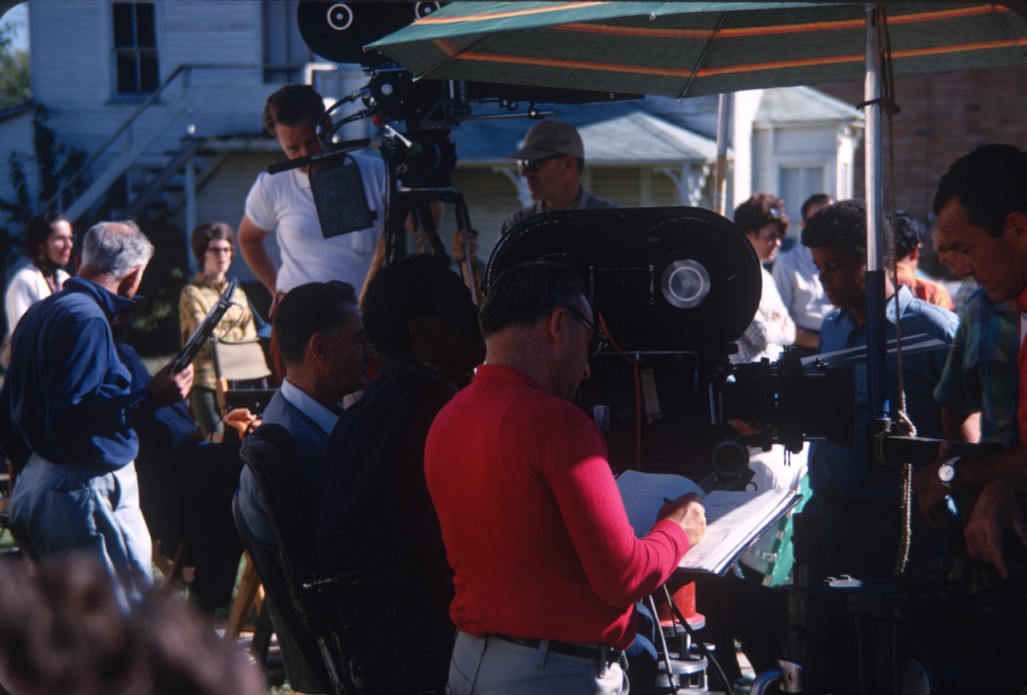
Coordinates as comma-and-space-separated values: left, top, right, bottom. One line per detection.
113, 2, 158, 95
779, 165, 825, 226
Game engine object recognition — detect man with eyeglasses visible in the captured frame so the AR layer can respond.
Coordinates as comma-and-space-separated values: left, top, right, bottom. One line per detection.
453, 120, 616, 263
425, 260, 706, 695
501, 119, 617, 235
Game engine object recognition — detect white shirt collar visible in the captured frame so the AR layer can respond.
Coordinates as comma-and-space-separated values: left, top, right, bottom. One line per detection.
280, 378, 339, 436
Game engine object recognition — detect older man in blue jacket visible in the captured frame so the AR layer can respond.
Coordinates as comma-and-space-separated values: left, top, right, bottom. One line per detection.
0, 220, 192, 599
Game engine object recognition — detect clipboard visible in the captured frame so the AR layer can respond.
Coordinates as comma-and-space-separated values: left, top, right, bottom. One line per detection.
171, 278, 238, 374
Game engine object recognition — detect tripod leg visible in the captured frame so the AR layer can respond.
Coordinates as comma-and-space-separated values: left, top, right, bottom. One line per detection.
452, 194, 483, 305
384, 196, 411, 264
414, 201, 447, 256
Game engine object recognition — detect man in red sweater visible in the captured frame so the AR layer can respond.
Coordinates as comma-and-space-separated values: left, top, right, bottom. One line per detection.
424, 260, 707, 695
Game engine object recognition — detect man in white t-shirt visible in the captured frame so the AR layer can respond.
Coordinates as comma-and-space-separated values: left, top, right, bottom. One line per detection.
238, 84, 388, 299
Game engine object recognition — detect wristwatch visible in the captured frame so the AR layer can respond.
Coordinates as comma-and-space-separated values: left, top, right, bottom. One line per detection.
938, 456, 961, 489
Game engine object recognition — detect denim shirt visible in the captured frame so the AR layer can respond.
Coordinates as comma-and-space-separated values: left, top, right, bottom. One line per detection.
808, 286, 958, 504
0, 277, 146, 471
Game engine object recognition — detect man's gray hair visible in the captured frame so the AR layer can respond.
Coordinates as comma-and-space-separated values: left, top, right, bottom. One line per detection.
81, 221, 154, 279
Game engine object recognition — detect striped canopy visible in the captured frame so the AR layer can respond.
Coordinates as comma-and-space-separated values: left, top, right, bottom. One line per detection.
370, 2, 1027, 98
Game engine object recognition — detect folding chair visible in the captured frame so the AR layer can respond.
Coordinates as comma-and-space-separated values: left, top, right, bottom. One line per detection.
213, 339, 275, 423
235, 424, 351, 694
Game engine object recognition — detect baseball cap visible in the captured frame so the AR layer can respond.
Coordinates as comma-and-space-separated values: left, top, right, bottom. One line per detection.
506, 120, 584, 160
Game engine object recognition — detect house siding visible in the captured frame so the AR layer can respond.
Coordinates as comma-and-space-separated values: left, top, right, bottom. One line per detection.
817, 66, 1027, 222
15, 1, 270, 211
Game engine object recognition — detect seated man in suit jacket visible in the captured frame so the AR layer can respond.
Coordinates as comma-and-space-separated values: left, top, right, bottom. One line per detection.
237, 280, 371, 695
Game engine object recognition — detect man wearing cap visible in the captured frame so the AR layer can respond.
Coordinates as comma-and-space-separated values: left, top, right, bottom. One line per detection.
452, 120, 616, 263
501, 119, 616, 234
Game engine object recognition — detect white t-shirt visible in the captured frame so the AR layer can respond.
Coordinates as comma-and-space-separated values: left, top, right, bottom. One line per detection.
245, 153, 388, 293
5, 263, 69, 334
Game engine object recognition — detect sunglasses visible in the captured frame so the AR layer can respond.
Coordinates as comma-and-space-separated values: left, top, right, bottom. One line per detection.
565, 306, 608, 358
518, 153, 566, 173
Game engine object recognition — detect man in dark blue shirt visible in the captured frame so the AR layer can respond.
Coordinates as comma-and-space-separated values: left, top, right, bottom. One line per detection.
0, 221, 192, 598
317, 255, 485, 693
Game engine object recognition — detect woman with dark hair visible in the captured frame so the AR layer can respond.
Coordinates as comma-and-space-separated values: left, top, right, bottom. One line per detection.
732, 193, 796, 364
179, 222, 256, 437
5, 212, 74, 335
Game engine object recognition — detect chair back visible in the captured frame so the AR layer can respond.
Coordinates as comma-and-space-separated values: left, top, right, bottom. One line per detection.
214, 339, 274, 421
214, 339, 272, 383
238, 424, 350, 693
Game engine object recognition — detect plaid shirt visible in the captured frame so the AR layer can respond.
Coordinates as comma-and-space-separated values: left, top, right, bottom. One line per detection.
731, 267, 796, 365
178, 274, 257, 390
934, 287, 1019, 450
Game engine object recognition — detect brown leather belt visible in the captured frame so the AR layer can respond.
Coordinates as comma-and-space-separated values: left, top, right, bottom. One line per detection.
494, 634, 624, 665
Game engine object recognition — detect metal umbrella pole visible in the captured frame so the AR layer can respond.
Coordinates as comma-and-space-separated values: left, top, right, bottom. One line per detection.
714, 92, 733, 217
864, 3, 891, 431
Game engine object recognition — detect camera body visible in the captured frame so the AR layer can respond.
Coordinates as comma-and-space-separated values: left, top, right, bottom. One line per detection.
485, 207, 852, 485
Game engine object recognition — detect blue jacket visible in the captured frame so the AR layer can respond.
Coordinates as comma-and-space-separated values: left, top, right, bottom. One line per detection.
117, 342, 199, 453
0, 277, 147, 471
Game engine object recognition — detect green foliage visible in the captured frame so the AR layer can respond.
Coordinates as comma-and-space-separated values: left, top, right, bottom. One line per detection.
0, 23, 30, 109
129, 215, 189, 356
0, 150, 30, 224
131, 296, 174, 334
28, 104, 90, 209
0, 103, 90, 233
33, 104, 58, 200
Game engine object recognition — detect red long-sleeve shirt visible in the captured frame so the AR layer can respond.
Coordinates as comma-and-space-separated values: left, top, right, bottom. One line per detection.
424, 365, 689, 649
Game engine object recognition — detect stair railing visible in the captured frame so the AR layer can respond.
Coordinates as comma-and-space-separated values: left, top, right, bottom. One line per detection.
37, 63, 264, 220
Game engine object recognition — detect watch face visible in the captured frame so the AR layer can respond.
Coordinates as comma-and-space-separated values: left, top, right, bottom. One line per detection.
939, 462, 956, 484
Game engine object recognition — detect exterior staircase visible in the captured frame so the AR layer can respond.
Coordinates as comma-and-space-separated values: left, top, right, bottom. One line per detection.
51, 63, 268, 228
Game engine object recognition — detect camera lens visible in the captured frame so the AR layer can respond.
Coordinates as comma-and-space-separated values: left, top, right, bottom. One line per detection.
711, 438, 750, 479
661, 259, 711, 309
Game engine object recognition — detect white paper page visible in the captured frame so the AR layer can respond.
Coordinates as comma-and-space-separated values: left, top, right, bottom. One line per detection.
678, 488, 796, 573
616, 470, 702, 537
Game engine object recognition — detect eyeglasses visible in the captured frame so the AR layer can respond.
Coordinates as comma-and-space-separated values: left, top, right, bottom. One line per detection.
565, 306, 608, 358
518, 153, 566, 173
206, 246, 233, 255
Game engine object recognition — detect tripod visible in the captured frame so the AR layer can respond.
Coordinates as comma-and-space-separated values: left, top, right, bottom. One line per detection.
380, 185, 482, 305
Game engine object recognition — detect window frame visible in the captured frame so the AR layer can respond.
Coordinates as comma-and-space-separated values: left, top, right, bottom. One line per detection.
111, 1, 160, 98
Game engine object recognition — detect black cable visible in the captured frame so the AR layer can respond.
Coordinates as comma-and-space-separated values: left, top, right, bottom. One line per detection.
661, 583, 732, 692
647, 593, 679, 692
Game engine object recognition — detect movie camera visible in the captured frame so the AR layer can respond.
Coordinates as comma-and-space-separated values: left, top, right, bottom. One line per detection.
483, 206, 859, 487
296, 2, 638, 183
